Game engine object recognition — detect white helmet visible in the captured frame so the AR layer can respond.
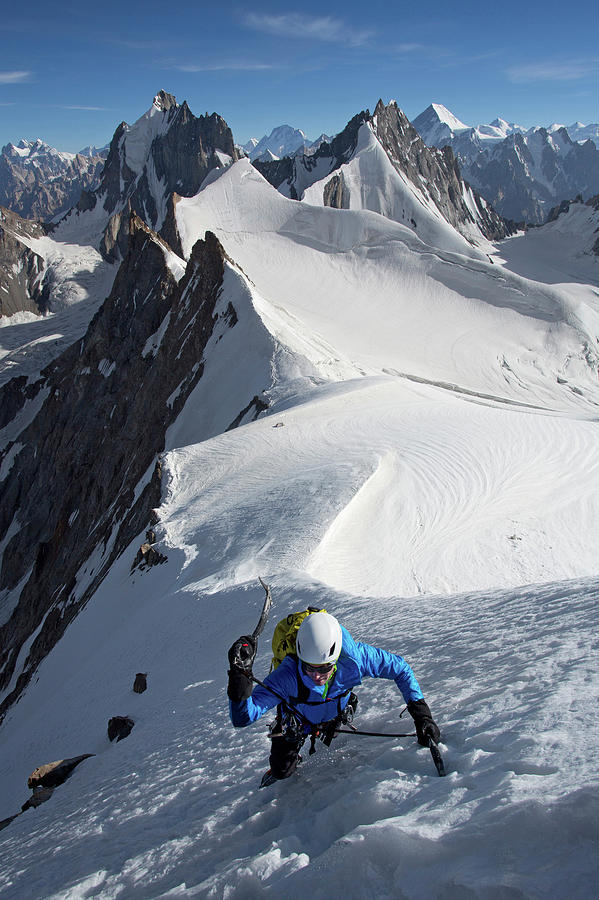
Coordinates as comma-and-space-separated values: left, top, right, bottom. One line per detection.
296, 612, 342, 665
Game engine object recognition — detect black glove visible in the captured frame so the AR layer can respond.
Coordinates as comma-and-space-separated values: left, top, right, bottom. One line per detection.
227, 636, 257, 703
407, 698, 441, 746
228, 635, 256, 671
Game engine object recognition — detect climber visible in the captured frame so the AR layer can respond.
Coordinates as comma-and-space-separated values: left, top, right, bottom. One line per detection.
227, 610, 440, 784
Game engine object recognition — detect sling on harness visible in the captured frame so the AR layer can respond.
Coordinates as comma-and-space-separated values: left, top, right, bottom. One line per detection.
271, 679, 359, 756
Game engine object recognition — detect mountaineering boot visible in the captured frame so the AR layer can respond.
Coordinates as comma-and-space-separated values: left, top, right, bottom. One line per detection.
260, 769, 278, 788
259, 752, 303, 788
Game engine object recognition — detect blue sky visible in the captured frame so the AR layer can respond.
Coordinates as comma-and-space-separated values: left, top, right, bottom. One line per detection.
1, 0, 598, 152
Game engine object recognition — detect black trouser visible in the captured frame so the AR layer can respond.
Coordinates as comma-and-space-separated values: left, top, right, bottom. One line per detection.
269, 693, 358, 780
269, 730, 306, 779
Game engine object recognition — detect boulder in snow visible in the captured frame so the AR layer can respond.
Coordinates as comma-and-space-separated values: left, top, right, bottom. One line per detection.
21, 786, 54, 810
133, 673, 148, 693
27, 754, 94, 789
108, 716, 134, 742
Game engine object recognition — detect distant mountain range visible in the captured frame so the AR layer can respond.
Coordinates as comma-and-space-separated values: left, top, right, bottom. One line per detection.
412, 104, 599, 224
412, 103, 599, 148
0, 139, 108, 222
2, 103, 599, 228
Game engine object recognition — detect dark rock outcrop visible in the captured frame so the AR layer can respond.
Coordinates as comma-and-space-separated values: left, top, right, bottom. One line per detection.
100, 200, 134, 263
0, 374, 46, 428
226, 394, 270, 431
22, 786, 54, 810
108, 716, 134, 742
131, 531, 168, 571
0, 812, 20, 830
28, 754, 94, 789
323, 173, 347, 209
133, 673, 147, 693
546, 195, 584, 223
0, 221, 240, 720
0, 207, 47, 316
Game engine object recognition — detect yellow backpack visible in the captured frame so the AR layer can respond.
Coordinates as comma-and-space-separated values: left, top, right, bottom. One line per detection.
271, 607, 326, 670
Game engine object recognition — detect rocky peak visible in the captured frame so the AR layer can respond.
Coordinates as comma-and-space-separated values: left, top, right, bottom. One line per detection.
83, 91, 240, 260
255, 99, 511, 240
254, 109, 368, 200
153, 90, 177, 112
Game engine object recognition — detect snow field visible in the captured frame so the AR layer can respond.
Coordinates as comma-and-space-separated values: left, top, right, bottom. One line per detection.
160, 375, 599, 598
177, 160, 599, 415
1, 138, 599, 897
0, 545, 597, 897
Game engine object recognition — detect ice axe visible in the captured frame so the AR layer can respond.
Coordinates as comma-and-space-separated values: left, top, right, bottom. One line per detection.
253, 577, 272, 640
228, 578, 272, 671
428, 735, 446, 776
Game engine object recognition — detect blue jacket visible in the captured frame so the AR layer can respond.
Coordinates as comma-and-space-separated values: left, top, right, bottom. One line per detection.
229, 625, 423, 731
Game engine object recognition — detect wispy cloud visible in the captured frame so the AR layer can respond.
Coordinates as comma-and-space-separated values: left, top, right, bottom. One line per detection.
396, 43, 425, 54
58, 105, 108, 111
0, 70, 31, 84
170, 61, 278, 73
507, 59, 599, 82
243, 12, 374, 47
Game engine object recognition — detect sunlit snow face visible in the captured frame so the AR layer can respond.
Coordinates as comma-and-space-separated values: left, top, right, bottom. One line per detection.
302, 661, 336, 685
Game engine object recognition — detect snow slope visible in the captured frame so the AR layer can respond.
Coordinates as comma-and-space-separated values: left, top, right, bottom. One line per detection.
178, 159, 599, 411
0, 203, 117, 387
1, 158, 599, 897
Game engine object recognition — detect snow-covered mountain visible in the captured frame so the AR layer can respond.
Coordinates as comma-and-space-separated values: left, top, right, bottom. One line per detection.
255, 100, 512, 247
242, 125, 329, 162
0, 90, 241, 335
77, 144, 110, 158
413, 104, 526, 149
413, 103, 599, 150
0, 139, 106, 222
70, 89, 241, 264
564, 121, 599, 143
1, 91, 599, 897
412, 104, 599, 224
